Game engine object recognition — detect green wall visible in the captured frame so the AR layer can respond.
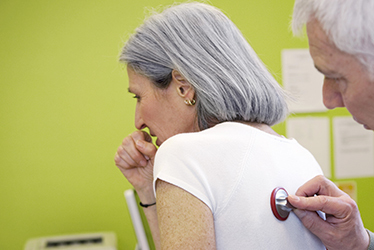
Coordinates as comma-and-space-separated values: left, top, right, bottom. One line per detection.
0, 0, 372, 249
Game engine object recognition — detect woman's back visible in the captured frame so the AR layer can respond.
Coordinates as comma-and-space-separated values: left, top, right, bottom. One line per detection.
154, 122, 325, 249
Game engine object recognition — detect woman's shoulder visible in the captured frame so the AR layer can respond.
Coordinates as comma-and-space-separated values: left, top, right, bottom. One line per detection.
157, 122, 250, 154
157, 130, 205, 154
157, 121, 298, 158
160, 122, 234, 144
159, 121, 282, 148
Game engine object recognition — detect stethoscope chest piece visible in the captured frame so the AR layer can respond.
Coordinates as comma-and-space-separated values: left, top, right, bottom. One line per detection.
270, 187, 293, 221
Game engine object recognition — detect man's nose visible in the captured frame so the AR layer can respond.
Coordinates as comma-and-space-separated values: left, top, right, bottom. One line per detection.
322, 77, 345, 109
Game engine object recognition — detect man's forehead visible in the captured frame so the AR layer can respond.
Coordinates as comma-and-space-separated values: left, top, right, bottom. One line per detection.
307, 19, 334, 51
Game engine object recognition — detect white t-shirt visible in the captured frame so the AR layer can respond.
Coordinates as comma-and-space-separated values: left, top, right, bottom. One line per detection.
154, 122, 325, 249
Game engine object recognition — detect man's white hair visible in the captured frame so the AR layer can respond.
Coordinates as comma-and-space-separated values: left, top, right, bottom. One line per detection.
292, 0, 374, 74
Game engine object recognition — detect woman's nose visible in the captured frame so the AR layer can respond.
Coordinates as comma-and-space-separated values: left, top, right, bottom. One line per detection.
135, 109, 146, 130
322, 77, 345, 109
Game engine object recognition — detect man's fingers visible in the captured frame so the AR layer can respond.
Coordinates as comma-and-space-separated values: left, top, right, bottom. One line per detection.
295, 175, 346, 197
287, 195, 326, 211
292, 209, 333, 240
288, 195, 353, 219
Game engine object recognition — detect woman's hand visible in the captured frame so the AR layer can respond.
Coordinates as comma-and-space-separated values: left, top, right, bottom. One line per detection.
115, 131, 161, 249
287, 175, 369, 250
115, 130, 157, 199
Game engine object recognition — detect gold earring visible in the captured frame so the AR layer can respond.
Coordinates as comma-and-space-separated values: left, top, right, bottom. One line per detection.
184, 99, 196, 106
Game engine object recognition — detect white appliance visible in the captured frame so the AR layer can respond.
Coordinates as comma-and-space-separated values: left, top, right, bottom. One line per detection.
24, 231, 117, 250
124, 189, 150, 250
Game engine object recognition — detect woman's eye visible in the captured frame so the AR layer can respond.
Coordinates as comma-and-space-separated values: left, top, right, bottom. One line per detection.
133, 95, 140, 101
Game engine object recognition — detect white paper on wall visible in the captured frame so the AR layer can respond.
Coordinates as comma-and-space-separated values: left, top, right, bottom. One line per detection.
286, 116, 331, 178
333, 117, 374, 178
282, 49, 326, 113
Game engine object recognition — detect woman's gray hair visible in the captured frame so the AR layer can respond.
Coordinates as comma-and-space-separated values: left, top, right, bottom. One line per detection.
120, 2, 288, 130
292, 0, 374, 74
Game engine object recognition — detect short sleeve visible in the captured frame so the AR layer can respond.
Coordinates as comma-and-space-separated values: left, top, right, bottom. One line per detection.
153, 134, 215, 211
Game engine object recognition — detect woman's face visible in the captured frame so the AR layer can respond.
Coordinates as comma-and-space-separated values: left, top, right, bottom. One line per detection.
127, 66, 198, 146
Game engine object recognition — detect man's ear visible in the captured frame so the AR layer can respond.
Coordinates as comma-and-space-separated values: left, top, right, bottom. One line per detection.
172, 70, 195, 99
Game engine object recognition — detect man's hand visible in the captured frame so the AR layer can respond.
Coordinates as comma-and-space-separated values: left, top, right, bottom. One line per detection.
288, 175, 369, 250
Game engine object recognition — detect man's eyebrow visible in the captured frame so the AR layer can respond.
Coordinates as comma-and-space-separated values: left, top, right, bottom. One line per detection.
314, 65, 325, 74
127, 88, 134, 93
314, 65, 334, 76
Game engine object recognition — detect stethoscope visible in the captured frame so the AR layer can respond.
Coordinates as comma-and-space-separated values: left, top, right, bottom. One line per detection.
270, 187, 295, 221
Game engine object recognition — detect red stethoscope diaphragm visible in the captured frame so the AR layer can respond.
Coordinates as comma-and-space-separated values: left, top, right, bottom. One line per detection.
270, 187, 293, 221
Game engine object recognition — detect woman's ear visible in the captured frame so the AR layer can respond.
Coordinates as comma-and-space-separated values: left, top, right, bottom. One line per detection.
172, 70, 195, 99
